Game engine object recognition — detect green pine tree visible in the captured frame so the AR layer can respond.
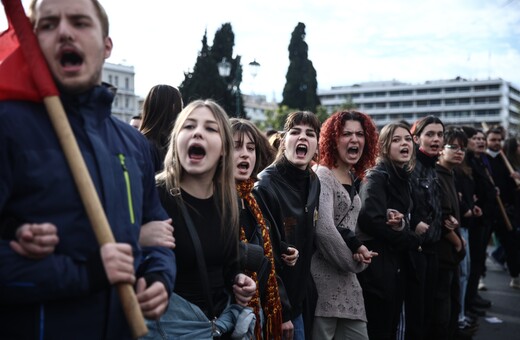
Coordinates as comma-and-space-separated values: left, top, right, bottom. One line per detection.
179, 23, 244, 117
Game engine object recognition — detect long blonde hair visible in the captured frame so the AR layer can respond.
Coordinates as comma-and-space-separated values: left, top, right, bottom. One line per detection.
156, 99, 239, 243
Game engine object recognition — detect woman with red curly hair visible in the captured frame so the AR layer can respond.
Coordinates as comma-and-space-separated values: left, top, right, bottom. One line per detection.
310, 110, 379, 339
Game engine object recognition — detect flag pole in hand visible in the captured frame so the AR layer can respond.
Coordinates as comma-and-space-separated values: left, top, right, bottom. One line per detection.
0, 1, 148, 337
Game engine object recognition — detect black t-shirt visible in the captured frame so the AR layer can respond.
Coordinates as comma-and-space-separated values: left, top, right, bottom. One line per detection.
158, 186, 239, 317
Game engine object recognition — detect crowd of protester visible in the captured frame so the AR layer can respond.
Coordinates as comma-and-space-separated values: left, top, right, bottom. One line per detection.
2, 0, 520, 339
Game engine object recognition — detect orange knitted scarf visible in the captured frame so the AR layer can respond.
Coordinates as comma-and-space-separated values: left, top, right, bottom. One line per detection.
237, 179, 283, 340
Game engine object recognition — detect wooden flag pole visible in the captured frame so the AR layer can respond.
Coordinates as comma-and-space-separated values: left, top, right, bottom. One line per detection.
44, 97, 148, 338
2, 1, 148, 337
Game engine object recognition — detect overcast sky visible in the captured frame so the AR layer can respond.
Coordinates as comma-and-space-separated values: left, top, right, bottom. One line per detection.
3, 0, 520, 101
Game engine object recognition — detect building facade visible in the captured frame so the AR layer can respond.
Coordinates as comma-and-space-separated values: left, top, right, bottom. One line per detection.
243, 94, 278, 124
318, 77, 520, 133
102, 62, 140, 123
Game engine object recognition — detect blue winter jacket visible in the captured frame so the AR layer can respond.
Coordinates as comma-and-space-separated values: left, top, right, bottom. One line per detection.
0, 85, 176, 339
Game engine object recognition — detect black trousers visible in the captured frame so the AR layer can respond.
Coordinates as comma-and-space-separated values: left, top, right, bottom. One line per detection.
466, 217, 492, 304
405, 247, 439, 340
426, 266, 460, 340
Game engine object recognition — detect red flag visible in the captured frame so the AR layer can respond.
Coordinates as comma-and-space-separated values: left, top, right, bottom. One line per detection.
0, 24, 41, 101
0, 0, 58, 101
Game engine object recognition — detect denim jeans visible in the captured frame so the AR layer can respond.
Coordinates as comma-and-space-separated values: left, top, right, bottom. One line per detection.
292, 314, 305, 340
458, 227, 470, 321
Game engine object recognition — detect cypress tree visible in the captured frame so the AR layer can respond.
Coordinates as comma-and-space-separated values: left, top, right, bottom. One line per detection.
281, 22, 320, 112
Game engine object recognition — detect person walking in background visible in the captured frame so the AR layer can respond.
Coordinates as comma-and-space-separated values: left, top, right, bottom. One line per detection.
140, 84, 184, 172
311, 110, 379, 340
357, 122, 421, 340
231, 118, 288, 339
254, 111, 321, 340
0, 0, 175, 338
406, 116, 445, 339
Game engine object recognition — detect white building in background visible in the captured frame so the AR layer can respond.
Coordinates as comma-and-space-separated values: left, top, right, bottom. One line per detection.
318, 77, 520, 133
243, 94, 278, 124
102, 62, 140, 123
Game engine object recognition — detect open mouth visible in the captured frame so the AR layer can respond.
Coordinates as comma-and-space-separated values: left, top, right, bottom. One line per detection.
238, 162, 250, 170
296, 144, 308, 157
60, 51, 83, 67
400, 148, 409, 156
188, 145, 206, 160
347, 146, 359, 156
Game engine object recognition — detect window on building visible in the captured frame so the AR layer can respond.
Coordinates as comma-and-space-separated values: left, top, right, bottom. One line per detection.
364, 103, 374, 109
375, 102, 386, 108
115, 76, 119, 87
458, 87, 470, 92
364, 92, 374, 98
417, 100, 428, 106
108, 75, 113, 84
445, 87, 457, 93
375, 91, 386, 97
417, 89, 428, 95
402, 90, 413, 95
390, 102, 400, 108
459, 98, 470, 104
351, 93, 360, 98
125, 78, 129, 89
114, 96, 119, 107
402, 101, 413, 107
125, 97, 129, 108
489, 84, 500, 91
474, 85, 487, 91
474, 97, 486, 104
429, 99, 441, 106
390, 91, 400, 96
445, 99, 457, 105
429, 88, 441, 94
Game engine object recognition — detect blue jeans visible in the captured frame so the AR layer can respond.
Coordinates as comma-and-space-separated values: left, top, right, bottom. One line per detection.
459, 228, 470, 321
292, 314, 305, 340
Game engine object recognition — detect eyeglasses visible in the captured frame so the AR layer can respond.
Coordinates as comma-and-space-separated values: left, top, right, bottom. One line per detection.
444, 144, 466, 152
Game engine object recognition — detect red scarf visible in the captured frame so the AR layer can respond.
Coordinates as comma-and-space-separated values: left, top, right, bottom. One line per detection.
237, 179, 283, 340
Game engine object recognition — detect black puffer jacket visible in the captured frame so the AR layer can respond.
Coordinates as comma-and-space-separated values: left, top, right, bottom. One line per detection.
253, 157, 320, 320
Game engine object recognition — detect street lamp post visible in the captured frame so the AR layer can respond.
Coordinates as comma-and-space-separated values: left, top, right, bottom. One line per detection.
218, 57, 260, 118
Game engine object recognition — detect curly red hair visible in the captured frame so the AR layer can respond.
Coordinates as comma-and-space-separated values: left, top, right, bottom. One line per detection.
319, 110, 378, 179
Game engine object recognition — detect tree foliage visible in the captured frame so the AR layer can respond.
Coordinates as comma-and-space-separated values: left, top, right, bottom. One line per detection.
280, 23, 320, 113
179, 23, 244, 117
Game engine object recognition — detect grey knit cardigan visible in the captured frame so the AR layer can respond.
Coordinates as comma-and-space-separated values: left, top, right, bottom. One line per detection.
311, 165, 367, 321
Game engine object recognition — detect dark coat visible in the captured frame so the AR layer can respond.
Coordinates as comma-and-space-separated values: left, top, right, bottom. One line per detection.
410, 148, 443, 245
357, 161, 421, 299
0, 85, 175, 339
254, 158, 320, 320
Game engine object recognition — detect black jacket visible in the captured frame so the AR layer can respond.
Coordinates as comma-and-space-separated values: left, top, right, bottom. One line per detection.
254, 158, 320, 320
410, 148, 443, 245
466, 151, 498, 221
436, 164, 466, 268
358, 160, 420, 252
357, 160, 420, 301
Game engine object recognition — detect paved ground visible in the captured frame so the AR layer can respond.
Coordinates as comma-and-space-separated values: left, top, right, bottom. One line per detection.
473, 251, 520, 340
